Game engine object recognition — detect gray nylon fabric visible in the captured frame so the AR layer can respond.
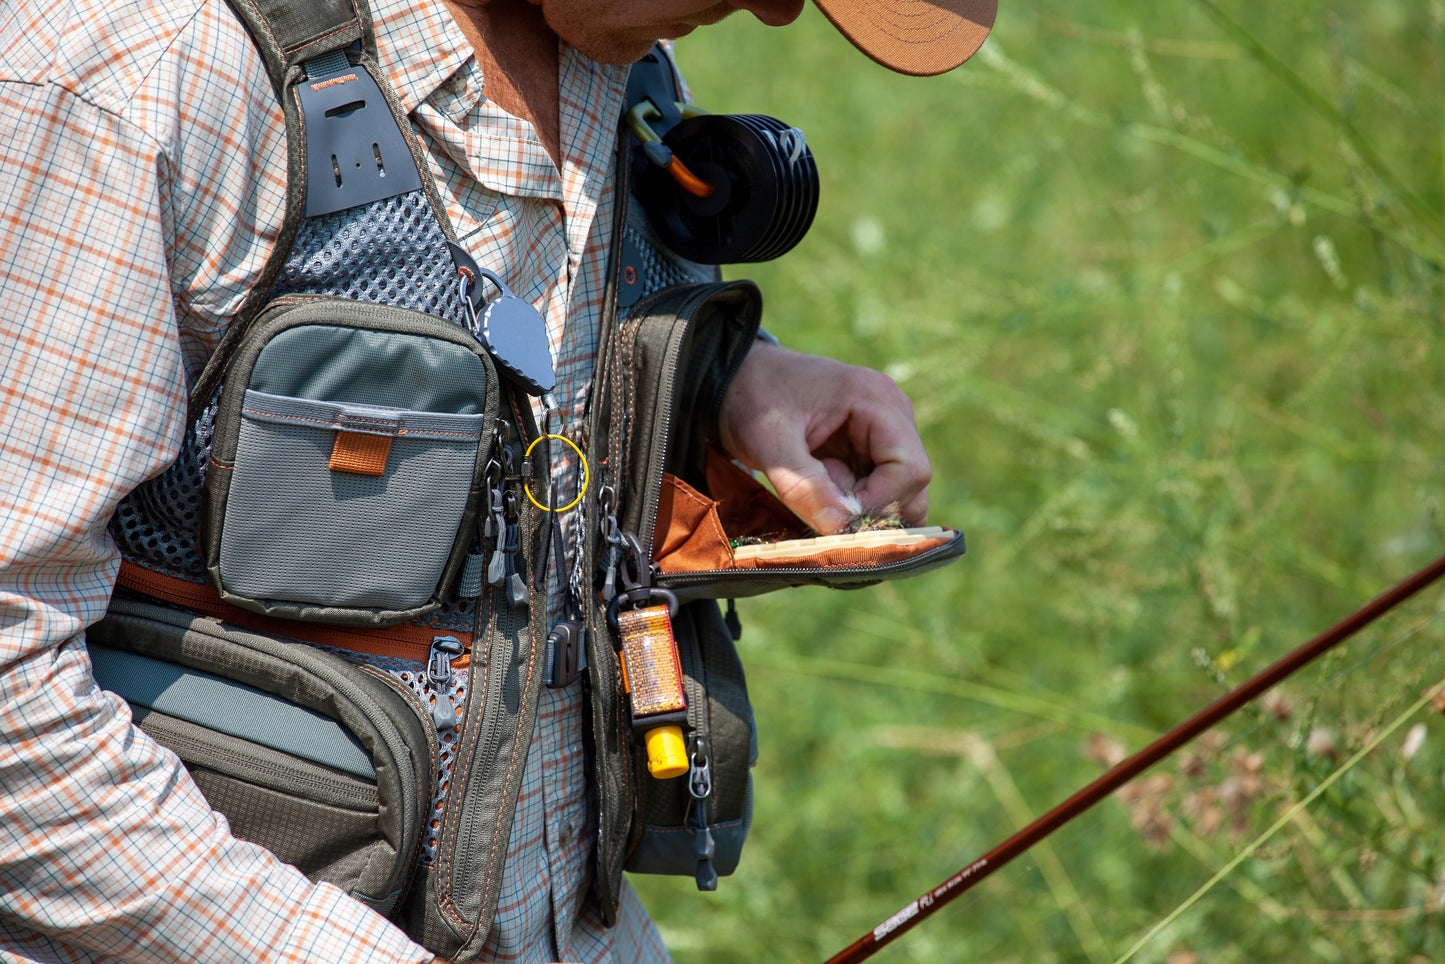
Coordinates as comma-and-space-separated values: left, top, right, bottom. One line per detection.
135, 703, 395, 901
199, 299, 497, 627
132, 706, 379, 807
218, 0, 363, 102
220, 395, 480, 609
90, 644, 374, 777
245, 0, 363, 68
626, 782, 753, 877
250, 325, 491, 412
239, 389, 489, 439
87, 598, 434, 917
111, 190, 471, 587
192, 768, 392, 902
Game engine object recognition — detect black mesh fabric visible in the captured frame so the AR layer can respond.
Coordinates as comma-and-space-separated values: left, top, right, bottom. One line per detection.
624, 219, 716, 302
272, 190, 466, 319
110, 397, 218, 577
327, 648, 464, 864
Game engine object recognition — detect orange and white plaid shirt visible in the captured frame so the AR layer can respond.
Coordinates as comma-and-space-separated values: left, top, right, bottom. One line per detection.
0, 0, 670, 960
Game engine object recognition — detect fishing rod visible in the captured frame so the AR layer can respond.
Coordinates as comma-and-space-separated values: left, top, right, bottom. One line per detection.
822, 551, 1445, 964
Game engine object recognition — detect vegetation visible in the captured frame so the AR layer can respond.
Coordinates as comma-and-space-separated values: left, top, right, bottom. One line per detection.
628, 2, 1445, 961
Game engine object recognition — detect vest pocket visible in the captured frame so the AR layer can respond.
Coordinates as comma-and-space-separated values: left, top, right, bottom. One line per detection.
219, 390, 487, 612
202, 296, 499, 627
88, 597, 435, 918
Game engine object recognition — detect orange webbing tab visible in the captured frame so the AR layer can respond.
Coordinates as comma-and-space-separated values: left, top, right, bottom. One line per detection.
115, 562, 470, 665
329, 430, 392, 476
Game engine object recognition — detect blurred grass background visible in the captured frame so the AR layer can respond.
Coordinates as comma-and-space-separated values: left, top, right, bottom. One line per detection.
631, 2, 1445, 961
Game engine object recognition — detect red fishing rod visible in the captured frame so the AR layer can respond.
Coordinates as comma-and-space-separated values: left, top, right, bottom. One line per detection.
823, 551, 1445, 964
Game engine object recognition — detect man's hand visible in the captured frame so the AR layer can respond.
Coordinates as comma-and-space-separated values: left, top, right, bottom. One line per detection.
717, 343, 931, 533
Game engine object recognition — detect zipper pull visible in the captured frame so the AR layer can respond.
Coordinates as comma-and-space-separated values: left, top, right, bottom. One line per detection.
506, 533, 529, 607
689, 799, 718, 892
485, 459, 507, 586
487, 528, 507, 585
502, 490, 529, 609
688, 740, 717, 891
498, 420, 520, 477
600, 537, 621, 602
688, 742, 713, 800
426, 635, 464, 730
458, 539, 486, 598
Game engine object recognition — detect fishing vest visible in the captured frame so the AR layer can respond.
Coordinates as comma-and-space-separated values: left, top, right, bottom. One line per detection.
91, 0, 968, 958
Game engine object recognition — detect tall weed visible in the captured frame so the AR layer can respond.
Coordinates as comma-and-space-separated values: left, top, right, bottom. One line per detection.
634, 3, 1445, 960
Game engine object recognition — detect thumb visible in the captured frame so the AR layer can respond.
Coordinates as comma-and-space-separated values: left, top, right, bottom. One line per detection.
761, 451, 855, 534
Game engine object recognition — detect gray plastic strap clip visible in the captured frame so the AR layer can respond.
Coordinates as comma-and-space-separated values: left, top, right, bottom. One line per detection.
296, 51, 423, 217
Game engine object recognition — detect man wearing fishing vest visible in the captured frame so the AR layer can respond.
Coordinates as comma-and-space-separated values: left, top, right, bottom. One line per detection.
0, 0, 992, 961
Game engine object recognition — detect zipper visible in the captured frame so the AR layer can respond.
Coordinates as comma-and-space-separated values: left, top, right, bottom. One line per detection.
618, 283, 765, 564
679, 602, 717, 892
625, 304, 685, 558
486, 419, 530, 609
687, 736, 718, 892
597, 486, 625, 603
434, 562, 533, 923
358, 662, 441, 895
426, 635, 466, 729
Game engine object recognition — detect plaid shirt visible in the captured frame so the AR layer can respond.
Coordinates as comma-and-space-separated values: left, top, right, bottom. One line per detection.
0, 0, 670, 960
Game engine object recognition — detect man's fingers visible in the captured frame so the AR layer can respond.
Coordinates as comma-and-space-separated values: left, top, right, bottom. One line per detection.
765, 459, 853, 534
717, 343, 934, 532
851, 453, 932, 525
820, 457, 859, 502
898, 488, 930, 526
844, 397, 932, 524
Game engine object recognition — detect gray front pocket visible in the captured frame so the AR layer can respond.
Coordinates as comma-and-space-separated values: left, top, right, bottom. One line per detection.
202, 298, 499, 627
220, 390, 488, 611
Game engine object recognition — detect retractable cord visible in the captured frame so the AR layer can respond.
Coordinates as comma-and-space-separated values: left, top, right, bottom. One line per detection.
624, 47, 819, 267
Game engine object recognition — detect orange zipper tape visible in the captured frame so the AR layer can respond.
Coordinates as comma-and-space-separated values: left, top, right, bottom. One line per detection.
116, 562, 472, 666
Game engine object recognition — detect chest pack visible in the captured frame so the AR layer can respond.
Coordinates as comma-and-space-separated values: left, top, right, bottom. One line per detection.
97, 2, 553, 957
92, 3, 967, 959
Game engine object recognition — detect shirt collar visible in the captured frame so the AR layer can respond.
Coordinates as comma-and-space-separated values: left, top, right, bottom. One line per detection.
367, 0, 630, 200
369, 0, 479, 119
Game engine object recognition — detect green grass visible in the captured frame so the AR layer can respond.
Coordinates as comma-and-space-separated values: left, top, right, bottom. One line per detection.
631, 3, 1445, 961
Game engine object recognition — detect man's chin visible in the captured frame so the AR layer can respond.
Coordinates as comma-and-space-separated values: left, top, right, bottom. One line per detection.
565, 33, 665, 65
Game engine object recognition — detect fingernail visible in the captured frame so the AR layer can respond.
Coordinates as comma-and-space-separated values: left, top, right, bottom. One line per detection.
813, 506, 849, 534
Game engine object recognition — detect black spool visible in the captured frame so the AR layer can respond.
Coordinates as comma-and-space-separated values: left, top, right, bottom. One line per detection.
637, 113, 819, 265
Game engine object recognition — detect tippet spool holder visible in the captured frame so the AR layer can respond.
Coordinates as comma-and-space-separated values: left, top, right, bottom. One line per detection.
626, 49, 819, 266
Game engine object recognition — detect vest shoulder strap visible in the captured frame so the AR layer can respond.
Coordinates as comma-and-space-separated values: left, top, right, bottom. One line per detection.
188, 0, 457, 416
222, 0, 373, 99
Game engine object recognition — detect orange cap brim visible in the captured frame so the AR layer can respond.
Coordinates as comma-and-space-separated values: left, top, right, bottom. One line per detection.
812, 0, 998, 76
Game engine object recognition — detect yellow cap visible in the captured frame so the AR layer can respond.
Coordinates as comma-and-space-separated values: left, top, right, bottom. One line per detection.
644, 725, 689, 779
